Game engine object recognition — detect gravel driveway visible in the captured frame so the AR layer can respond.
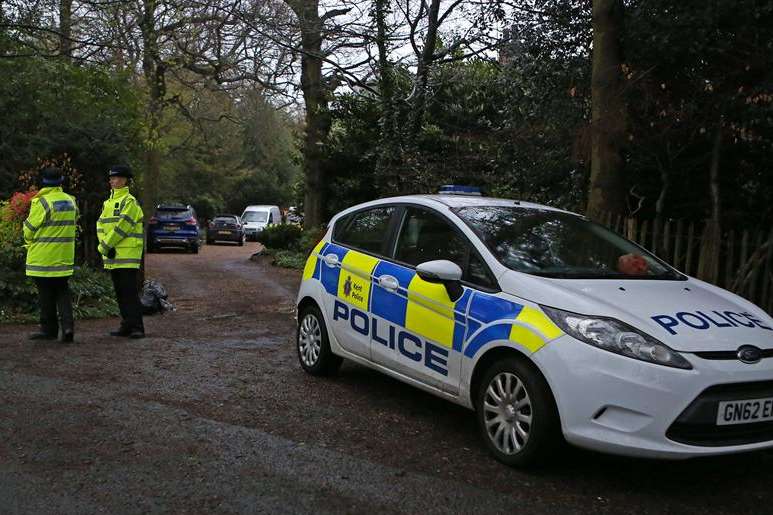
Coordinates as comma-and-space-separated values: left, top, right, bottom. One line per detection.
1, 243, 771, 514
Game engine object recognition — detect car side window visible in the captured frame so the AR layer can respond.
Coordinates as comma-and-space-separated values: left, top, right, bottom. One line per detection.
395, 208, 497, 290
335, 206, 396, 255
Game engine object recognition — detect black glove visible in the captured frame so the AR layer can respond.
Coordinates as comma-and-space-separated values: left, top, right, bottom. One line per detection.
107, 248, 116, 259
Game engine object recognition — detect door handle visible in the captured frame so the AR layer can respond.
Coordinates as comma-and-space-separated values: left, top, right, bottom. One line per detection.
378, 274, 399, 292
322, 253, 339, 268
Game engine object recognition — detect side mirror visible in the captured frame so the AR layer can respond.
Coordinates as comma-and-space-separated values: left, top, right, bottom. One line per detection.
416, 260, 464, 302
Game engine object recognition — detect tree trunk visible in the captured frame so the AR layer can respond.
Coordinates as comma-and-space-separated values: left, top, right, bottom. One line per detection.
587, 0, 627, 218
697, 120, 723, 282
140, 0, 162, 216
59, 0, 73, 61
374, 0, 398, 185
409, 0, 441, 138
288, 0, 331, 229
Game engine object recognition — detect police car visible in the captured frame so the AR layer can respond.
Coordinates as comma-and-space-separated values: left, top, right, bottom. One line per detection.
295, 186, 773, 466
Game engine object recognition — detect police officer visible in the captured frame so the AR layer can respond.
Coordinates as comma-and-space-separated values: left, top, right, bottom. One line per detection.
24, 167, 78, 343
97, 165, 145, 339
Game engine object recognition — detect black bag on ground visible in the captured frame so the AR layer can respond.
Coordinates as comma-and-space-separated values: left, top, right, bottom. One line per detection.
140, 279, 175, 315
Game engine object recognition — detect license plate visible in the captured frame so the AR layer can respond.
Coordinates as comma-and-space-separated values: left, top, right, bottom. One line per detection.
218, 230, 231, 235
717, 397, 773, 426
164, 225, 179, 231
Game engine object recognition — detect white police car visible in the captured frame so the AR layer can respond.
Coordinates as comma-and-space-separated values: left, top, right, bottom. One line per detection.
295, 186, 773, 466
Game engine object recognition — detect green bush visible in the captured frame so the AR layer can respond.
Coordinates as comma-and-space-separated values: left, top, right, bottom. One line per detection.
255, 224, 303, 251
70, 267, 119, 320
271, 250, 307, 270
255, 225, 326, 271
299, 226, 326, 254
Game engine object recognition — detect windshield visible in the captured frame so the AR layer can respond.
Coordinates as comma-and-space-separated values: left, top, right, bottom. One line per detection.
455, 206, 684, 280
243, 211, 268, 222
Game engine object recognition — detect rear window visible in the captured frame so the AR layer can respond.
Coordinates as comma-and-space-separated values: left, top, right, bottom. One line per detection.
334, 206, 396, 255
213, 216, 237, 223
157, 208, 192, 218
243, 211, 268, 222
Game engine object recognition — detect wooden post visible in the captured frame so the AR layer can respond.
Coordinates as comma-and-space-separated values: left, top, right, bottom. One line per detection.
760, 229, 773, 310
697, 219, 721, 283
725, 230, 735, 290
627, 218, 637, 242
749, 231, 765, 304
674, 220, 684, 269
640, 220, 649, 249
663, 220, 672, 262
735, 230, 749, 295
652, 218, 661, 256
685, 222, 695, 276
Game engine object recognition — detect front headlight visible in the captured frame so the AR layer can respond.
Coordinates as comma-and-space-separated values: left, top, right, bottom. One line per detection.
542, 306, 692, 370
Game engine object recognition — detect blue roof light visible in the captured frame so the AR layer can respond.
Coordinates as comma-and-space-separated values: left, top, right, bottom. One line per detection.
438, 185, 482, 196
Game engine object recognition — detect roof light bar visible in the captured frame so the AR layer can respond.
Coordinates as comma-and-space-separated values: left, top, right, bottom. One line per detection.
438, 185, 482, 196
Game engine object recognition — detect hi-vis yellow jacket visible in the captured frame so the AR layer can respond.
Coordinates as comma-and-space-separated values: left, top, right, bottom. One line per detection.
23, 187, 79, 278
97, 187, 144, 270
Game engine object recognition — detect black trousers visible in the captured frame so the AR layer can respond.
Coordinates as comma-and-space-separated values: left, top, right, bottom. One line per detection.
110, 269, 144, 332
34, 277, 74, 336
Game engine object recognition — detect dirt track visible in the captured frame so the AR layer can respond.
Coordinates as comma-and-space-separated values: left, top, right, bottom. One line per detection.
1, 243, 772, 514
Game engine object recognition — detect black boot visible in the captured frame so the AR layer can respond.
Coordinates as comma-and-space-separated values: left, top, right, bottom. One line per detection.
109, 328, 131, 337
61, 331, 74, 343
128, 329, 145, 339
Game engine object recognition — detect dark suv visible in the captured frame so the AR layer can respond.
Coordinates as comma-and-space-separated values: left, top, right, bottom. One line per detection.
206, 214, 245, 246
147, 203, 200, 253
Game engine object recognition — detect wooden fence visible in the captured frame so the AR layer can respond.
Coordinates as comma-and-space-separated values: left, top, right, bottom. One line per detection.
595, 212, 773, 316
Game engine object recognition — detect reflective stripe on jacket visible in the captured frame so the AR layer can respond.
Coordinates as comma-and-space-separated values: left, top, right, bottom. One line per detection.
97, 187, 144, 270
23, 187, 78, 278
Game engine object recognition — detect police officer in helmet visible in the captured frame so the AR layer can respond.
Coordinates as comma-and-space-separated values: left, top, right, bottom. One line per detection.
24, 167, 78, 343
97, 165, 145, 339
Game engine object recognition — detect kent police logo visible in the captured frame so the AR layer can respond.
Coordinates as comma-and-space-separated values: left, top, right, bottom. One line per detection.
343, 275, 352, 297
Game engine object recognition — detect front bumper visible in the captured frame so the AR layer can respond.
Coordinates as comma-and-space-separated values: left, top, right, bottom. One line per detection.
244, 227, 264, 239
533, 335, 773, 459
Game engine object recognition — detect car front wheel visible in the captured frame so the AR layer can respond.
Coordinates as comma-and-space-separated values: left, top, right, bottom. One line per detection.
475, 357, 562, 467
297, 305, 342, 376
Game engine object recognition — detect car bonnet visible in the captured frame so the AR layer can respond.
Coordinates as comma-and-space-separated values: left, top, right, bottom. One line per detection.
498, 271, 773, 352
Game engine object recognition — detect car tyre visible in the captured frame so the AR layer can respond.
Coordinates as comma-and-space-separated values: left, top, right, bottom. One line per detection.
475, 357, 562, 468
206, 239, 214, 245
238, 236, 244, 246
297, 304, 342, 376
191, 244, 199, 254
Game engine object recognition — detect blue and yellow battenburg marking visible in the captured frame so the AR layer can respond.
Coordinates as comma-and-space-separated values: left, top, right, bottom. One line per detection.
304, 242, 563, 360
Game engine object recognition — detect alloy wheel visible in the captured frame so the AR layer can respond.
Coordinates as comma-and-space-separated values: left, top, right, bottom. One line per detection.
483, 372, 533, 455
298, 314, 322, 367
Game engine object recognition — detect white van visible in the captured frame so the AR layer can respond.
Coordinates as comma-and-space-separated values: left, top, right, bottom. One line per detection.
241, 205, 282, 240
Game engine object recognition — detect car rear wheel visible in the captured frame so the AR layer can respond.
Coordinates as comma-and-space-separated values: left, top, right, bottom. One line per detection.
297, 304, 342, 376
475, 357, 562, 467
